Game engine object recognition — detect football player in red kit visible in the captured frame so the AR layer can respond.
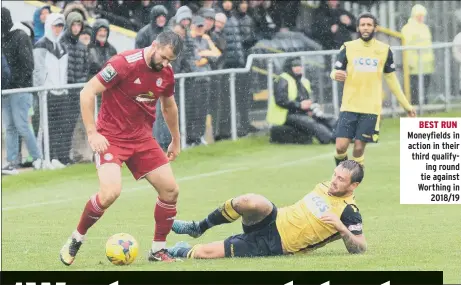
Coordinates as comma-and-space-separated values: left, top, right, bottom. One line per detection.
60, 31, 184, 265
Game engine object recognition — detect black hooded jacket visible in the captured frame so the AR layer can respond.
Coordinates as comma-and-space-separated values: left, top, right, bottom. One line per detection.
88, 19, 117, 79
135, 5, 168, 49
216, 3, 245, 67
59, 12, 89, 84
311, 1, 356, 50
274, 58, 310, 114
1, 7, 34, 89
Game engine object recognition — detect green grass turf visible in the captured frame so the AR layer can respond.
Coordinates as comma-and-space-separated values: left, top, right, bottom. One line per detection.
2, 112, 460, 283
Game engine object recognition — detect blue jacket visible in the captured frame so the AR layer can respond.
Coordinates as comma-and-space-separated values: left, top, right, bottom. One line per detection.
33, 5, 51, 44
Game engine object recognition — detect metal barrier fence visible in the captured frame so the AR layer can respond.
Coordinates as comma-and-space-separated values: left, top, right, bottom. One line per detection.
2, 42, 460, 168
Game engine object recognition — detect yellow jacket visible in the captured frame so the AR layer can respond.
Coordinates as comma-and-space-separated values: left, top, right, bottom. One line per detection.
401, 8, 435, 75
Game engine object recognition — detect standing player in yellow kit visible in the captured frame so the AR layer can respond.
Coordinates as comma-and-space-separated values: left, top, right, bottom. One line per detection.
331, 12, 416, 167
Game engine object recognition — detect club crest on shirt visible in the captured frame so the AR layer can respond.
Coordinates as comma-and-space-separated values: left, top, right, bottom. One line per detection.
135, 91, 156, 103
100, 64, 117, 82
156, 78, 163, 87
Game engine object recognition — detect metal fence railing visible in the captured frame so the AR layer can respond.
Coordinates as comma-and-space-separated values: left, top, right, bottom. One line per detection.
2, 42, 460, 168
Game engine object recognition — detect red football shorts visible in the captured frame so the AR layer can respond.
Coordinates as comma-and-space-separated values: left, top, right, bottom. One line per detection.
94, 138, 169, 180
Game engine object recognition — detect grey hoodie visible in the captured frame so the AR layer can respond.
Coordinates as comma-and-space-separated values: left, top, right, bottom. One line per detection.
33, 13, 68, 95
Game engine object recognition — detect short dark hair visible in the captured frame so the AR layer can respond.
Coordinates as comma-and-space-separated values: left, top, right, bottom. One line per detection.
357, 12, 378, 27
155, 31, 184, 57
338, 160, 364, 184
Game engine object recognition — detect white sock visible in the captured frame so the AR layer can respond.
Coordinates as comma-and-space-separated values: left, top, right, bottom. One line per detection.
151, 241, 166, 252
72, 230, 85, 242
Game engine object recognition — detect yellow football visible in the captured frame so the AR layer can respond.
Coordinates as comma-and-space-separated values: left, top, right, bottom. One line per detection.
105, 233, 139, 265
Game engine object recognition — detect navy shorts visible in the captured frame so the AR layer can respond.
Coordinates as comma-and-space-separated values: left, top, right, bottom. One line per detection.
223, 205, 284, 258
334, 111, 380, 143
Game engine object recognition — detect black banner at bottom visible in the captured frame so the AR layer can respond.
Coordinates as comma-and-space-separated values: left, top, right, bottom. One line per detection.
0, 271, 443, 285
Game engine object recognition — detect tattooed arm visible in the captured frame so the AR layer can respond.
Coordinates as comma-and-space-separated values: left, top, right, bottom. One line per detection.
339, 230, 367, 254
320, 204, 367, 254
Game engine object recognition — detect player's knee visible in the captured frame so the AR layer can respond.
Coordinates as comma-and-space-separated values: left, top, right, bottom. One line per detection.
354, 142, 366, 154
194, 245, 215, 259
98, 185, 122, 208
159, 183, 179, 203
236, 193, 260, 211
336, 143, 348, 154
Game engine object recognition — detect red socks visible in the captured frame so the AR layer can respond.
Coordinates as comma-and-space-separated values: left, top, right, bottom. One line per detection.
154, 197, 177, 242
76, 194, 105, 235
75, 194, 176, 249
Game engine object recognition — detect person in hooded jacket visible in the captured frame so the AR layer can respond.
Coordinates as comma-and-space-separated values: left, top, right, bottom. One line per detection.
88, 19, 117, 80
2, 7, 42, 175
401, 4, 435, 105
32, 5, 51, 44
59, 11, 90, 165
267, 57, 337, 145
133, 0, 154, 31
33, 12, 70, 169
312, 0, 356, 51
135, 5, 169, 49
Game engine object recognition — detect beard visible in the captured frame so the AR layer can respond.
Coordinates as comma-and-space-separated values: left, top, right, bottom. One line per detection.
359, 30, 375, 42
150, 51, 164, 71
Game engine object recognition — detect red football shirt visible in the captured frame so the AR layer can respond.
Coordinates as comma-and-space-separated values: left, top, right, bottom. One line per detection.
95, 48, 175, 144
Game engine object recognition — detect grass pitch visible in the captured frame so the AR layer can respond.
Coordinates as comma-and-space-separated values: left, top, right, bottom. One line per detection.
2, 111, 460, 283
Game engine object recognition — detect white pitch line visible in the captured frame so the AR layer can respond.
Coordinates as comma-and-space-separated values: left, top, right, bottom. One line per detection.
1, 167, 248, 211
2, 140, 399, 211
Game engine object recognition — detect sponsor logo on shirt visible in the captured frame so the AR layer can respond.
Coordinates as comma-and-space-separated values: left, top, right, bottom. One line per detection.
353, 57, 379, 72
100, 64, 117, 82
135, 91, 156, 103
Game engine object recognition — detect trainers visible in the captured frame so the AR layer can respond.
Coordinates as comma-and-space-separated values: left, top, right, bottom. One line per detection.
1, 163, 19, 175
51, 159, 66, 169
60, 231, 84, 266
147, 248, 177, 262
172, 220, 202, 238
167, 241, 191, 258
32, 159, 42, 170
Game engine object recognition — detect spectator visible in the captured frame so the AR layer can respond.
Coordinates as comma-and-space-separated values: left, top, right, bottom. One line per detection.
62, 1, 91, 23
198, 7, 216, 37
79, 23, 92, 46
311, 0, 356, 51
81, 0, 99, 18
33, 5, 51, 44
88, 18, 117, 125
2, 53, 11, 89
267, 57, 337, 144
95, 0, 137, 31
217, 0, 251, 138
2, 7, 42, 175
211, 12, 227, 68
187, 15, 221, 146
248, 0, 277, 41
135, 5, 168, 49
167, 5, 196, 73
12, 20, 39, 168
271, 0, 300, 31
33, 13, 69, 169
235, 0, 256, 60
401, 4, 434, 105
133, 0, 154, 31
59, 11, 89, 165
88, 19, 117, 79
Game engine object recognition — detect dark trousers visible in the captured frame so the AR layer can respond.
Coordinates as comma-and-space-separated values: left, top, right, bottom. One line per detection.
285, 113, 337, 144
214, 63, 251, 140
47, 92, 81, 163
410, 74, 431, 105
185, 78, 210, 144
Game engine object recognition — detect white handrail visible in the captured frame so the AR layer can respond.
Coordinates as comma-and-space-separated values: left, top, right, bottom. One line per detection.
2, 42, 459, 95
